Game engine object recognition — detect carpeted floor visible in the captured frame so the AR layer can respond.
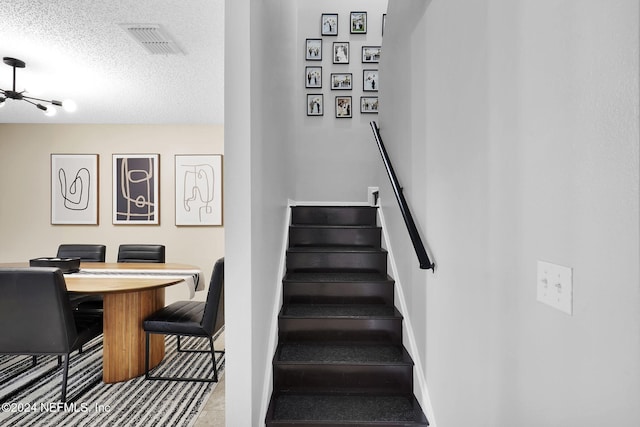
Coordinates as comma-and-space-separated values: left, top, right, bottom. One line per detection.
0, 331, 225, 427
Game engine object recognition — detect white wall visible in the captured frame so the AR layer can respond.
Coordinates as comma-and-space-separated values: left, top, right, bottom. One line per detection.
0, 124, 225, 304
379, 1, 640, 426
293, 0, 388, 202
225, 0, 297, 425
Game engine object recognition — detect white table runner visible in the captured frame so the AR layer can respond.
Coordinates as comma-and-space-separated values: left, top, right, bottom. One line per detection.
65, 268, 203, 298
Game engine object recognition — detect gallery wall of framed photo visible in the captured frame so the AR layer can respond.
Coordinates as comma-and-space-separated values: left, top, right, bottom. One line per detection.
305, 10, 384, 118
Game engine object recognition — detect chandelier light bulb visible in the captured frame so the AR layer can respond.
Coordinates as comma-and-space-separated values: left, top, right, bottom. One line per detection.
44, 105, 57, 117
62, 99, 77, 113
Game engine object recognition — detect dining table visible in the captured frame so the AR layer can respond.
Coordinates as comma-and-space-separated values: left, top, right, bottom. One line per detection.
0, 261, 202, 383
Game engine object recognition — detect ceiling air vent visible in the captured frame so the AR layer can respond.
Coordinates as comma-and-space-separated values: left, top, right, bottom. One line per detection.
119, 24, 183, 55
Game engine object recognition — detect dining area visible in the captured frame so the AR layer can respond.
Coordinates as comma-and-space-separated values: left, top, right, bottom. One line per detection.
0, 243, 225, 425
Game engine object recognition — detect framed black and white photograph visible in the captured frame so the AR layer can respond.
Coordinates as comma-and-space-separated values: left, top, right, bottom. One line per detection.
51, 154, 99, 225
362, 46, 381, 63
306, 38, 322, 60
330, 73, 352, 90
305, 66, 322, 88
307, 94, 324, 116
175, 155, 223, 226
321, 13, 338, 36
335, 96, 352, 118
382, 14, 387, 36
333, 42, 349, 64
350, 12, 367, 34
113, 154, 159, 225
363, 69, 379, 92
361, 96, 379, 114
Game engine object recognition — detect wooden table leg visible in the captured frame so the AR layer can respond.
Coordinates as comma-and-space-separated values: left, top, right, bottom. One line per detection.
102, 288, 165, 383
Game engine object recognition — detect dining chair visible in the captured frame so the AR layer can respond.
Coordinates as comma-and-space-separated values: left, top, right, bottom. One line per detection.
57, 244, 106, 262
0, 267, 103, 402
143, 257, 225, 382
117, 244, 166, 263
57, 244, 106, 311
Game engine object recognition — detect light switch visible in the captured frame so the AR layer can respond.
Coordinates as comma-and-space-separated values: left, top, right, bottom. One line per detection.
537, 260, 573, 315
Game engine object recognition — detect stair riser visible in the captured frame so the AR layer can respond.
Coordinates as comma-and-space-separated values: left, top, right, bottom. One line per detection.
286, 252, 387, 273
283, 281, 394, 306
289, 227, 381, 248
279, 318, 402, 344
274, 364, 413, 394
292, 206, 377, 226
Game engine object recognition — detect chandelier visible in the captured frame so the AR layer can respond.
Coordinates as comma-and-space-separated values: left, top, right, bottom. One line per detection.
0, 57, 76, 116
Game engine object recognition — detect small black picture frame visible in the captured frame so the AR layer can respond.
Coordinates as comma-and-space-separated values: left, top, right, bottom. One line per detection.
361, 96, 379, 114
363, 69, 379, 92
330, 73, 352, 90
333, 42, 350, 64
350, 12, 367, 34
321, 13, 338, 36
305, 66, 322, 88
362, 46, 381, 63
307, 94, 324, 116
306, 38, 322, 61
335, 96, 352, 118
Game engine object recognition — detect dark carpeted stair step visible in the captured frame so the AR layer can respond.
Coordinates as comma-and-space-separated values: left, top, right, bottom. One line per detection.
265, 392, 429, 426
278, 304, 403, 344
291, 206, 378, 226
273, 342, 414, 394
289, 224, 382, 248
286, 246, 388, 273
283, 271, 395, 305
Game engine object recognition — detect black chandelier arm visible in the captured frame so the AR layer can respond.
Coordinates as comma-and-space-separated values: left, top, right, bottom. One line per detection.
21, 94, 60, 105
20, 98, 48, 111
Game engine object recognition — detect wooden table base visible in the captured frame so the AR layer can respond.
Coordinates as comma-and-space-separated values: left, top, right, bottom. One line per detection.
103, 288, 165, 383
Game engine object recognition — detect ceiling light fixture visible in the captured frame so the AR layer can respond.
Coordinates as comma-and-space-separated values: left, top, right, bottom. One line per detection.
0, 57, 76, 116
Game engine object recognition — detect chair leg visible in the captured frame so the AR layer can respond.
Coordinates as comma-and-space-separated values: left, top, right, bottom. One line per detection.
145, 332, 150, 379
60, 354, 70, 403
208, 336, 218, 382
177, 335, 182, 351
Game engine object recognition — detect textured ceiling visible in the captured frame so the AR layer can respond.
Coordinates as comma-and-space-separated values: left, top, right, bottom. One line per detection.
0, 0, 224, 124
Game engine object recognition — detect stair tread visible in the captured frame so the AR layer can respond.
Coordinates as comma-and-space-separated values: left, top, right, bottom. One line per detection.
282, 304, 399, 317
277, 343, 408, 363
284, 271, 391, 282
287, 246, 386, 253
270, 393, 427, 424
291, 224, 381, 229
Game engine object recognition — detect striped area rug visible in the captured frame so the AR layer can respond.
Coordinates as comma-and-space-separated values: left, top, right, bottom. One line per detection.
0, 332, 224, 427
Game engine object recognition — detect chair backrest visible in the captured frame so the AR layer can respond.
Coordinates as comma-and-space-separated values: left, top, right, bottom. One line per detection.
201, 258, 224, 335
117, 244, 165, 263
57, 244, 106, 262
0, 268, 78, 354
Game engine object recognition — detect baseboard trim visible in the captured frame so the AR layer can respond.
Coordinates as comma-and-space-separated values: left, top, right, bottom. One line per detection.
377, 200, 438, 427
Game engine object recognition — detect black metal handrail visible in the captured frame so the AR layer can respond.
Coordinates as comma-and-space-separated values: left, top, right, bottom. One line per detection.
370, 121, 434, 271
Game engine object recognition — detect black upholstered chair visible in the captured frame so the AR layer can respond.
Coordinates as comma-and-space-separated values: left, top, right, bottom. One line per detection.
0, 268, 103, 402
57, 244, 106, 310
117, 244, 166, 263
57, 244, 106, 262
143, 257, 225, 382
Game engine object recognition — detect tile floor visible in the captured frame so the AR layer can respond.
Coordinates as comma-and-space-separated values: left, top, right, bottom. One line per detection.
194, 331, 225, 427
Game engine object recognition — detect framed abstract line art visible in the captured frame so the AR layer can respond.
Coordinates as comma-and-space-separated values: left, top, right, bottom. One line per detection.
350, 12, 367, 34
113, 154, 159, 225
321, 13, 338, 36
51, 154, 99, 225
307, 94, 324, 116
175, 155, 223, 226
306, 38, 322, 61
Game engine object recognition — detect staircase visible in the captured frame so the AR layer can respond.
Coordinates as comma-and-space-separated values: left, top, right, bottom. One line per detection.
265, 205, 429, 426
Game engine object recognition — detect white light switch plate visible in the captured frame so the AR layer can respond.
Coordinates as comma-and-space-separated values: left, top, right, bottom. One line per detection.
537, 261, 573, 315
